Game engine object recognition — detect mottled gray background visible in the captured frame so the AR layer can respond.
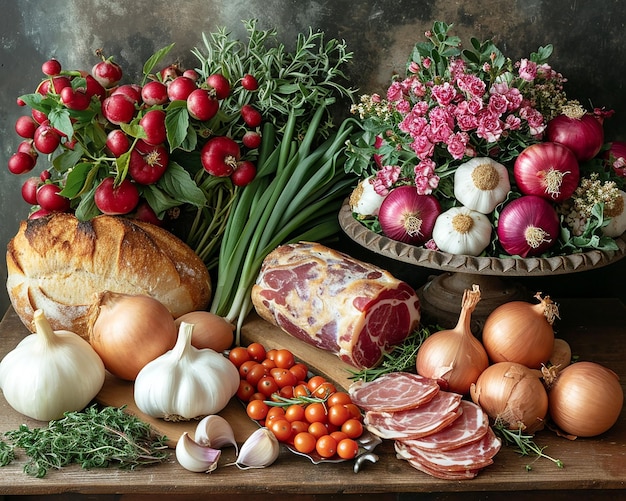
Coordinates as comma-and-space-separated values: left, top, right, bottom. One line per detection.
2, 0, 625, 315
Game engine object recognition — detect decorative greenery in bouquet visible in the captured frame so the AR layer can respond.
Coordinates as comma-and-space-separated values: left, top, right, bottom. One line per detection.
344, 21, 626, 259
7, 19, 355, 272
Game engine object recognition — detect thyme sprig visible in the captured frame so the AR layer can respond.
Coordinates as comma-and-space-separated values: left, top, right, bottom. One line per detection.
2, 405, 170, 478
494, 421, 564, 470
348, 325, 434, 382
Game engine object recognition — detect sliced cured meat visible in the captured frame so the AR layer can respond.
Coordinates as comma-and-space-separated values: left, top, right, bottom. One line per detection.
348, 372, 440, 412
395, 426, 502, 473
402, 457, 480, 480
251, 242, 421, 368
401, 400, 489, 451
364, 390, 463, 440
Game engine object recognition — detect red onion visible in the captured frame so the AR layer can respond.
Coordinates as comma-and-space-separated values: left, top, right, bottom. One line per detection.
514, 142, 580, 202
546, 112, 604, 162
378, 185, 441, 245
604, 141, 626, 178
497, 195, 560, 257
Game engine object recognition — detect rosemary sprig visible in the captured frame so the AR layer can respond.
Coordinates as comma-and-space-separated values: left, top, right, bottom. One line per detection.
2, 405, 170, 478
348, 325, 433, 382
493, 421, 564, 470
265, 394, 328, 408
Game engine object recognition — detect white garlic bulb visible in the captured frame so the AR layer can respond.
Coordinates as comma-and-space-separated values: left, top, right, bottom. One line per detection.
432, 206, 493, 256
349, 176, 386, 217
454, 157, 510, 214
602, 190, 626, 237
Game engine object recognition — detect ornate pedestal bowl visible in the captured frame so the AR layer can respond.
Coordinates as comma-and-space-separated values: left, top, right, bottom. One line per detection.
338, 201, 626, 332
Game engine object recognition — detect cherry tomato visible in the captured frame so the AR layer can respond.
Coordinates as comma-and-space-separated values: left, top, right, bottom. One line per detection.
330, 430, 349, 443
327, 391, 352, 407
293, 384, 310, 398
285, 404, 306, 423
245, 363, 268, 387
274, 349, 295, 369
238, 360, 259, 379
312, 382, 337, 399
265, 349, 278, 361
278, 385, 294, 399
266, 406, 286, 423
236, 380, 256, 401
336, 438, 359, 460
289, 363, 308, 382
261, 358, 277, 370
327, 404, 351, 427
269, 419, 292, 442
304, 402, 327, 424
308, 421, 329, 439
249, 392, 266, 401
246, 342, 266, 362
290, 420, 309, 437
228, 346, 250, 368
257, 376, 279, 397
345, 403, 363, 421
307, 375, 327, 392
341, 418, 364, 439
315, 435, 337, 458
270, 368, 298, 388
246, 399, 269, 421
293, 432, 316, 454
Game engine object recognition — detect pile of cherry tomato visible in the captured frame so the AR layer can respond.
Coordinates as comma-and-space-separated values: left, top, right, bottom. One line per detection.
228, 343, 364, 460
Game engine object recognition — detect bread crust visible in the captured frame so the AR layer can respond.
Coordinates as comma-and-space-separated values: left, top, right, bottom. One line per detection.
6, 213, 211, 338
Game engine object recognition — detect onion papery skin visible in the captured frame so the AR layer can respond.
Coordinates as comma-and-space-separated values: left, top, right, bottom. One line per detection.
547, 361, 624, 437
481, 294, 556, 369
513, 142, 580, 202
604, 141, 626, 178
378, 185, 441, 245
470, 362, 548, 434
496, 196, 560, 257
546, 113, 604, 162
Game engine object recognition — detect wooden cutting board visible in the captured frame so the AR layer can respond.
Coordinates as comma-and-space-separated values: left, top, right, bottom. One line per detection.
95, 313, 358, 447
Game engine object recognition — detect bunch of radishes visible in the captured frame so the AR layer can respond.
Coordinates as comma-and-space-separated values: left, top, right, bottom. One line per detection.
8, 47, 262, 222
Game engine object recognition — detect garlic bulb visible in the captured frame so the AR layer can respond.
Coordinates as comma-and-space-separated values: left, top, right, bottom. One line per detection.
432, 206, 493, 256
0, 309, 105, 421
133, 322, 240, 421
176, 432, 221, 473
454, 157, 510, 214
234, 427, 280, 469
349, 176, 386, 217
602, 190, 626, 237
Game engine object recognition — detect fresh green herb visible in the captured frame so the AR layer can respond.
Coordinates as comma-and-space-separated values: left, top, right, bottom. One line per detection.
2, 405, 169, 478
348, 325, 433, 382
493, 421, 564, 470
0, 440, 15, 467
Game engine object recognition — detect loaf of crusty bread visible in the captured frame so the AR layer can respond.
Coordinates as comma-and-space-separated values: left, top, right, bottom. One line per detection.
6, 212, 211, 338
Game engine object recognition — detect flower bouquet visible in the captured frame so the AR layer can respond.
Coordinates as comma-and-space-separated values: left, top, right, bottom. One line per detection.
344, 21, 626, 260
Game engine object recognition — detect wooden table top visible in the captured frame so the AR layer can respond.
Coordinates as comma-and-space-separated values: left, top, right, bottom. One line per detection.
0, 298, 625, 499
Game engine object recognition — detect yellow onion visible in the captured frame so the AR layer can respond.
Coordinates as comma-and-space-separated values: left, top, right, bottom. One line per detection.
481, 292, 558, 369
175, 311, 234, 352
545, 361, 624, 437
470, 361, 548, 434
416, 285, 489, 395
87, 291, 177, 381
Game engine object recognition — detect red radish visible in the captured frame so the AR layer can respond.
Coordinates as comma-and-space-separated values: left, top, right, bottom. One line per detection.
37, 76, 71, 95
102, 94, 136, 125
31, 108, 48, 125
40, 169, 51, 182
60, 86, 90, 111
378, 185, 441, 245
92, 54, 123, 88
186, 88, 219, 121
105, 129, 131, 157
132, 201, 162, 225
139, 109, 167, 145
36, 183, 71, 212
159, 64, 182, 83
604, 141, 626, 178
29, 208, 51, 219
231, 161, 257, 186
141, 81, 168, 105
497, 195, 560, 257
94, 177, 139, 215
41, 58, 62, 76
241, 74, 259, 91
83, 73, 106, 102
33, 123, 61, 154
242, 131, 262, 149
206, 73, 231, 100
201, 136, 241, 177
240, 104, 262, 127
128, 140, 169, 184
183, 69, 199, 82
546, 112, 604, 162
21, 177, 42, 204
514, 142, 579, 202
111, 84, 142, 104
167, 76, 197, 101
15, 115, 38, 139
17, 139, 38, 161
16, 97, 26, 106
8, 152, 36, 174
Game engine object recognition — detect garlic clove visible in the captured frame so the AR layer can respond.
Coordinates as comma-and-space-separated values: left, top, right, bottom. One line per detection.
176, 432, 221, 473
194, 415, 238, 455
234, 427, 280, 469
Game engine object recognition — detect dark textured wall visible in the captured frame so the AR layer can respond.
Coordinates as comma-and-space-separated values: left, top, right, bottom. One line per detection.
1, 0, 625, 315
